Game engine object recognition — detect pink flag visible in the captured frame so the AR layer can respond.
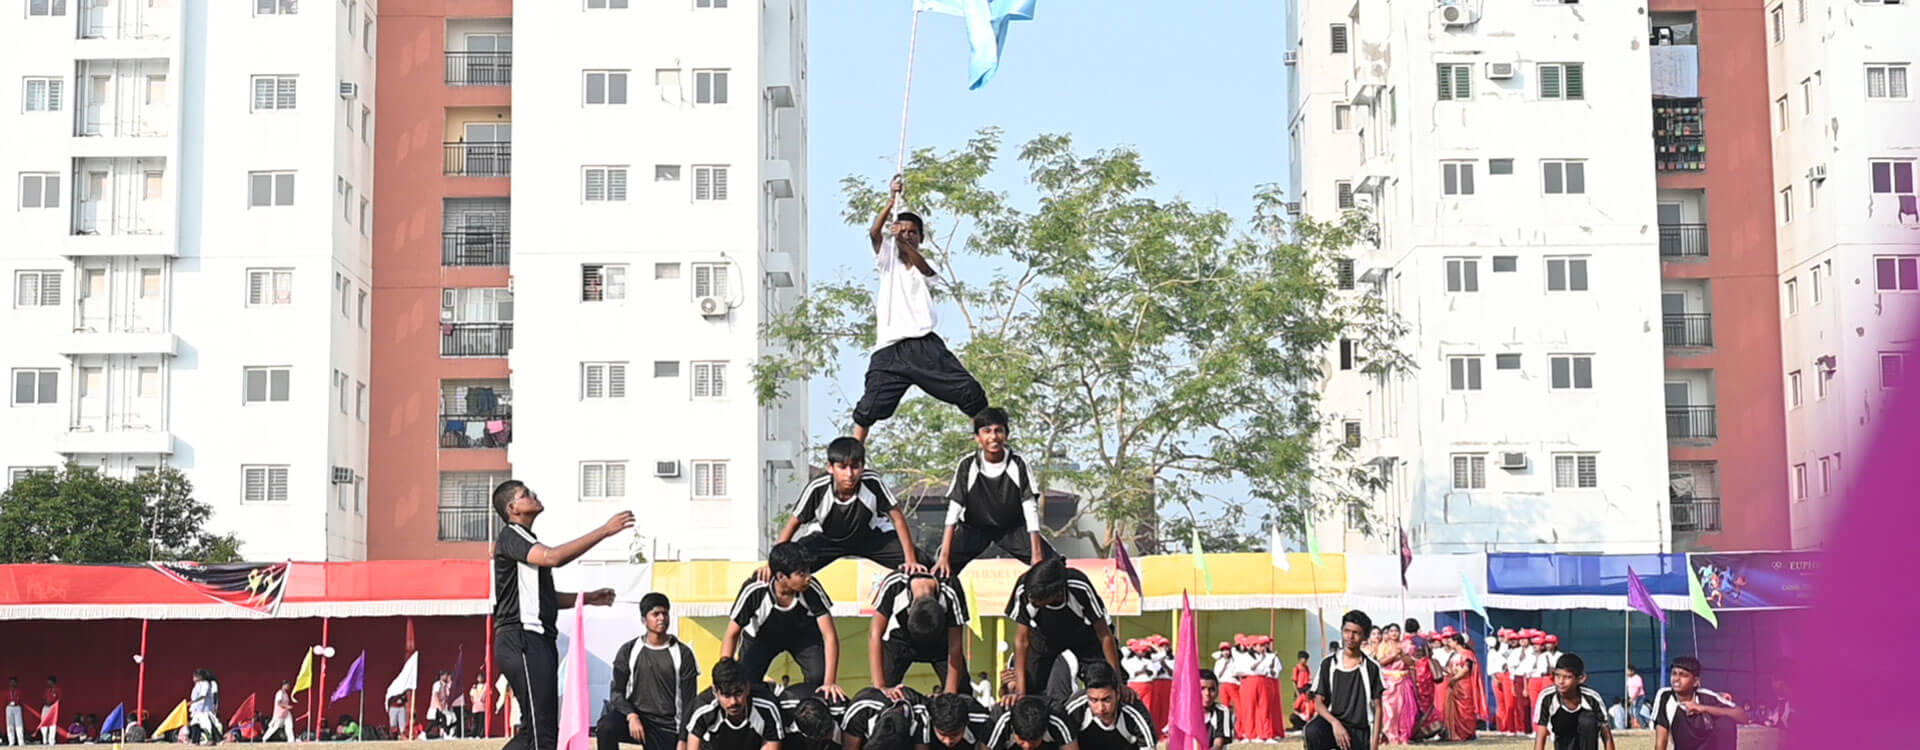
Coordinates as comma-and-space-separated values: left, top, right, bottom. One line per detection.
1164, 593, 1207, 750
558, 594, 591, 750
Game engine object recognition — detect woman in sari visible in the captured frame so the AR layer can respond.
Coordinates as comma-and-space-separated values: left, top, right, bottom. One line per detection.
1373, 625, 1418, 744
1441, 635, 1485, 741
1409, 638, 1446, 741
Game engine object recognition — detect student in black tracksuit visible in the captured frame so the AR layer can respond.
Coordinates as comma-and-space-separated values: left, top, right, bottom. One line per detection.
773, 684, 846, 750
598, 593, 700, 750
924, 692, 994, 750
1199, 670, 1235, 750
1304, 610, 1384, 750
1061, 663, 1157, 750
985, 697, 1077, 750
933, 408, 1058, 578
768, 438, 926, 574
684, 659, 785, 750
1005, 557, 1123, 705
839, 686, 931, 750
869, 569, 971, 696
490, 480, 631, 750
722, 543, 846, 698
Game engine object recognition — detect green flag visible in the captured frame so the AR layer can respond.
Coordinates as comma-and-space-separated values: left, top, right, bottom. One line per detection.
1190, 527, 1214, 593
1307, 528, 1324, 567
1686, 562, 1720, 629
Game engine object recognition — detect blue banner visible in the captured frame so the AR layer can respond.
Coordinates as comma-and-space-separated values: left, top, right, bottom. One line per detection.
1485, 553, 1689, 596
1688, 551, 1818, 611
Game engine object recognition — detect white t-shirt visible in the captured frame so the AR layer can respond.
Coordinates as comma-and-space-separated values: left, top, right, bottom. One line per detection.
874, 236, 937, 351
1487, 646, 1507, 675
1213, 654, 1239, 684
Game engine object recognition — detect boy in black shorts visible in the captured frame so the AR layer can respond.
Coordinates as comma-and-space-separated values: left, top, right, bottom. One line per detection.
1652, 657, 1746, 750
684, 659, 784, 750
721, 543, 844, 698
770, 438, 925, 575
870, 569, 972, 698
1004, 558, 1123, 704
1532, 653, 1613, 750
933, 409, 1057, 577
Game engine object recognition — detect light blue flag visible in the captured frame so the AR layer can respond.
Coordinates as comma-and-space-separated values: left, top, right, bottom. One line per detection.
1460, 570, 1489, 620
914, 0, 1038, 90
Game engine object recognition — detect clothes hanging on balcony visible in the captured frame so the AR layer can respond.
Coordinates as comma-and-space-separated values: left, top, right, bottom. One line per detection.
442, 323, 455, 336
465, 422, 487, 442
466, 387, 498, 415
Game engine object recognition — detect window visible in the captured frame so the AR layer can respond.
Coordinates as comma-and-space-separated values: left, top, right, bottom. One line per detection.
582, 362, 628, 399
1491, 256, 1517, 273
250, 75, 296, 111
7, 467, 55, 487
341, 183, 353, 223
1342, 420, 1361, 448
1780, 186, 1794, 223
27, 0, 66, 16
1336, 181, 1354, 209
1875, 255, 1920, 291
581, 264, 628, 301
363, 18, 373, 53
356, 382, 367, 421
1870, 159, 1916, 201
1330, 24, 1349, 54
691, 361, 727, 399
1549, 355, 1594, 389
584, 70, 629, 105
1335, 258, 1355, 290
1771, 4, 1785, 43
338, 274, 352, 316
243, 366, 291, 403
14, 271, 62, 307
1451, 454, 1486, 490
695, 0, 726, 7
1488, 158, 1514, 175
1792, 463, 1807, 501
1546, 257, 1589, 292
693, 262, 729, 298
361, 106, 371, 143
1538, 63, 1585, 100
692, 460, 729, 498
1785, 278, 1799, 314
248, 171, 295, 207
357, 289, 367, 326
1445, 257, 1480, 293
335, 370, 350, 413
1883, 352, 1908, 388
1788, 370, 1803, 407
242, 465, 290, 503
1442, 161, 1475, 196
1775, 96, 1788, 132
693, 165, 729, 200
1818, 362, 1832, 399
1798, 0, 1808, 21
654, 361, 680, 378
247, 268, 294, 306
1437, 64, 1473, 100
655, 165, 681, 182
19, 173, 60, 209
582, 166, 629, 202
22, 77, 63, 112
1333, 104, 1353, 130
693, 69, 729, 104
11, 369, 57, 405
655, 262, 682, 280
1495, 353, 1522, 370
1448, 356, 1483, 391
1552, 454, 1599, 489
1819, 456, 1831, 494
1337, 338, 1356, 371
346, 0, 357, 36
1542, 160, 1587, 194
1812, 267, 1824, 303
1801, 78, 1812, 114
587, 0, 631, 7
359, 198, 369, 235
579, 461, 628, 500
1867, 64, 1910, 99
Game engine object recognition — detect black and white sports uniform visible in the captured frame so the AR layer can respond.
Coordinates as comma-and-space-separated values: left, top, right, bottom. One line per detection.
729, 576, 835, 684
1303, 652, 1384, 750
984, 703, 1076, 750
840, 687, 931, 747
1204, 703, 1235, 747
773, 685, 847, 750
1062, 690, 1157, 750
495, 523, 561, 750
789, 471, 915, 572
597, 635, 700, 750
872, 571, 972, 691
1534, 686, 1608, 750
1651, 687, 1736, 750
939, 450, 1058, 573
1005, 566, 1114, 699
684, 689, 785, 750
920, 698, 993, 750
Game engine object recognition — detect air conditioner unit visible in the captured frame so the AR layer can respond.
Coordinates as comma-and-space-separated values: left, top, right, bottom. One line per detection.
1284, 50, 1299, 66
1438, 1, 1478, 27
338, 81, 359, 99
1807, 164, 1828, 181
331, 466, 356, 485
1499, 452, 1529, 470
1486, 62, 1515, 79
1353, 192, 1375, 209
1284, 201, 1302, 217
696, 295, 727, 317
654, 460, 682, 478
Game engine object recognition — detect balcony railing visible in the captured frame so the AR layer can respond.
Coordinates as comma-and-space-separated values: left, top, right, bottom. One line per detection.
437, 505, 493, 542
445, 52, 513, 86
1659, 224, 1708, 258
442, 322, 512, 357
1666, 405, 1718, 440
445, 142, 511, 177
1671, 496, 1722, 533
1653, 98, 1705, 172
443, 231, 510, 266
1663, 313, 1713, 347
441, 413, 512, 448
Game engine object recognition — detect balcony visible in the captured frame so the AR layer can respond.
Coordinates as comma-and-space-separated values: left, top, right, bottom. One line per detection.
445, 142, 510, 177
1671, 496, 1722, 533
440, 380, 512, 449
437, 505, 493, 543
446, 52, 512, 87
442, 322, 512, 357
54, 427, 175, 455
76, 0, 171, 41
443, 230, 509, 266
1658, 224, 1708, 258
1653, 98, 1705, 173
1663, 313, 1712, 348
1666, 405, 1718, 440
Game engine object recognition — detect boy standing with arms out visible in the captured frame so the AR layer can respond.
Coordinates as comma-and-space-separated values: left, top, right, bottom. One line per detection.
933, 409, 1055, 577
772, 438, 924, 575
1652, 657, 1746, 750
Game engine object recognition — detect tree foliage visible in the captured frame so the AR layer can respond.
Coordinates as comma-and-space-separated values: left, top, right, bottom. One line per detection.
756, 129, 1408, 553
0, 465, 242, 564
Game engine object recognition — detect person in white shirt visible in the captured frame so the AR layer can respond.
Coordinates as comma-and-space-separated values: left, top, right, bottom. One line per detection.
974, 672, 996, 706
851, 176, 989, 444
1211, 642, 1240, 714
264, 680, 296, 743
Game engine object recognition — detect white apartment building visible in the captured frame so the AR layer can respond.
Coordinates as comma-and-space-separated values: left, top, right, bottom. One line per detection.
1294, 0, 1673, 554
2, 1, 375, 560
1769, 0, 1920, 548
506, 0, 809, 562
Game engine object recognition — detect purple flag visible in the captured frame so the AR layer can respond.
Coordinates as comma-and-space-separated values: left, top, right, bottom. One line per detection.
1112, 537, 1143, 596
1399, 528, 1413, 589
1627, 567, 1667, 625
450, 646, 467, 707
330, 651, 367, 703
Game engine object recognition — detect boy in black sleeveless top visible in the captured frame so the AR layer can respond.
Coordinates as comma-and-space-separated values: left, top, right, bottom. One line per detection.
933, 409, 1058, 577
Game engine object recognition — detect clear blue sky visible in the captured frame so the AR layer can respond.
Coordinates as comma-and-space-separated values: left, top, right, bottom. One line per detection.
803, 0, 1294, 440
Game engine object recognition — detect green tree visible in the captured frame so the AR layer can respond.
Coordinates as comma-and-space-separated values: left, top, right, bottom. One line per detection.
0, 465, 242, 563
756, 129, 1409, 553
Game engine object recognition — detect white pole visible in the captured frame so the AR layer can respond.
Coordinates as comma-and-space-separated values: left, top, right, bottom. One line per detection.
895, 10, 925, 176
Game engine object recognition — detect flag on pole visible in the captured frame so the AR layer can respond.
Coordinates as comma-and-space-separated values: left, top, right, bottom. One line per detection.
450, 647, 467, 707
330, 651, 367, 704
1269, 528, 1291, 571
100, 704, 127, 736
1626, 566, 1668, 625
1189, 526, 1214, 593
1164, 594, 1207, 750
1307, 528, 1324, 567
1686, 562, 1720, 629
292, 650, 315, 695
386, 652, 420, 700
1398, 527, 1413, 589
1112, 537, 1144, 596
557, 594, 592, 750
154, 701, 190, 736
226, 693, 257, 731
965, 579, 986, 639
912, 0, 1038, 90
1459, 571, 1488, 620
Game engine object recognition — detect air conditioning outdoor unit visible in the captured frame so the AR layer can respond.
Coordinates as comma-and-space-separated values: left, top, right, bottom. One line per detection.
1284, 201, 1302, 217
1439, 1, 1478, 26
696, 295, 727, 318
331, 466, 356, 485
1499, 452, 1529, 470
1284, 50, 1299, 66
1807, 164, 1828, 181
338, 81, 359, 99
654, 461, 682, 478
1486, 62, 1515, 79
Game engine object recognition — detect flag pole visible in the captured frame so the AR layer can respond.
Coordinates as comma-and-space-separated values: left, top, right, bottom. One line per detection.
136, 619, 148, 723
895, 9, 924, 176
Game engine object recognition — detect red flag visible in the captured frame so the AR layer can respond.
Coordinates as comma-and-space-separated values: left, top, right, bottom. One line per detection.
35, 701, 59, 731
227, 693, 258, 730
406, 618, 417, 654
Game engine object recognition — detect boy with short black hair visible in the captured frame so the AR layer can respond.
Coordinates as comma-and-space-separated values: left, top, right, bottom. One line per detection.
870, 568, 972, 698
925, 692, 992, 750
1062, 663, 1155, 750
933, 408, 1056, 577
841, 685, 930, 750
775, 689, 846, 750
601, 593, 700, 750
1199, 670, 1235, 750
772, 438, 924, 574
685, 659, 785, 750
986, 697, 1076, 750
1532, 653, 1613, 750
723, 543, 844, 697
1005, 558, 1123, 704
1304, 611, 1383, 750
1652, 657, 1746, 750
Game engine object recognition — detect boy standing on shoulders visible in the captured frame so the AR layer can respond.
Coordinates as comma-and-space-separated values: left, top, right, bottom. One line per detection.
933, 408, 1055, 577
771, 438, 924, 575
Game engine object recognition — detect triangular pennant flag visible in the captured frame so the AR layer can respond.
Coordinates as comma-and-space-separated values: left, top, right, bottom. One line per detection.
557, 594, 592, 750
1165, 594, 1207, 750
1686, 561, 1720, 629
226, 693, 257, 731
329, 651, 367, 704
1190, 526, 1214, 593
1112, 538, 1144, 596
1307, 527, 1324, 567
100, 704, 126, 735
1626, 566, 1668, 625
1269, 528, 1291, 571
292, 650, 315, 695
154, 701, 190, 736
1460, 571, 1488, 620
386, 651, 420, 700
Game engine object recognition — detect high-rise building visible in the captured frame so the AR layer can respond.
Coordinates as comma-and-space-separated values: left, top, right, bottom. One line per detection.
1, 1, 376, 560
1292, 0, 1788, 554
368, 0, 809, 562
1767, 0, 1919, 548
